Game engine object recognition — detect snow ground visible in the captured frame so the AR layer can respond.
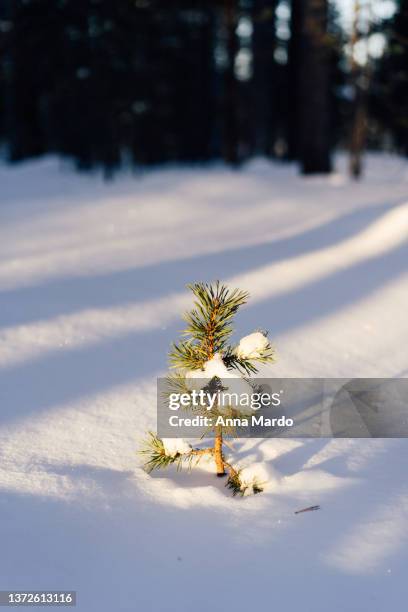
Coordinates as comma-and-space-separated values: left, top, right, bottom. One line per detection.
0, 154, 407, 611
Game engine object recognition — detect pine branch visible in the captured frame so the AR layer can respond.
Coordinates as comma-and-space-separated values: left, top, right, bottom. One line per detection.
169, 282, 249, 370
225, 468, 265, 497
223, 343, 276, 375
168, 340, 207, 370
139, 432, 213, 473
223, 350, 260, 375
163, 372, 193, 403
226, 471, 245, 496
223, 460, 264, 496
139, 432, 178, 472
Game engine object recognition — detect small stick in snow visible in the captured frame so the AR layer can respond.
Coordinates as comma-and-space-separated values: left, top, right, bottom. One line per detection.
294, 505, 320, 514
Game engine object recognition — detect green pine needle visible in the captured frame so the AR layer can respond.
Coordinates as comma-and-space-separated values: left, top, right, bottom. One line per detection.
224, 344, 276, 375
226, 470, 265, 497
169, 282, 249, 369
139, 432, 210, 473
139, 432, 178, 473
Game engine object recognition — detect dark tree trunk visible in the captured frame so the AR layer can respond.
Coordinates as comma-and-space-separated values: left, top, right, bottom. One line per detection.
251, 0, 277, 156
296, 0, 332, 174
349, 85, 366, 178
222, 0, 239, 164
348, 0, 367, 179
287, 0, 302, 160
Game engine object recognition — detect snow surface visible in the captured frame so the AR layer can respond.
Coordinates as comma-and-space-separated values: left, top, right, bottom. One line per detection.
1, 154, 408, 611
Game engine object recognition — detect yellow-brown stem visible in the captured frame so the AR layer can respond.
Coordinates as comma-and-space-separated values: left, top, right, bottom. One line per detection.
189, 448, 213, 458
214, 426, 225, 476
207, 299, 219, 357
205, 299, 224, 475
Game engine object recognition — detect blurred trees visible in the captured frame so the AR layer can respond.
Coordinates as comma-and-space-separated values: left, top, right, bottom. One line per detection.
0, 0, 405, 175
372, 0, 408, 155
0, 0, 219, 172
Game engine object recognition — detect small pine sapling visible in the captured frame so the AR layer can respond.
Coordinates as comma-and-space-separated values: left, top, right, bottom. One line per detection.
140, 282, 275, 496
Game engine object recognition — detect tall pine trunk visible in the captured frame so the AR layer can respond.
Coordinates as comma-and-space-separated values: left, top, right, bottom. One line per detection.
287, 0, 302, 160
296, 0, 332, 174
251, 0, 277, 156
222, 0, 239, 164
348, 0, 368, 179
